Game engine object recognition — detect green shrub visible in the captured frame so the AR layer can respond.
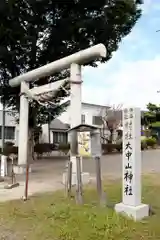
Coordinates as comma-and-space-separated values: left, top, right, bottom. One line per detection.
116, 140, 147, 152
101, 143, 122, 153
0, 146, 18, 156
141, 139, 147, 150
34, 143, 56, 154
115, 139, 122, 152
145, 137, 157, 148
115, 143, 122, 152
0, 142, 16, 156
58, 143, 70, 151
141, 136, 147, 141
101, 137, 156, 153
4, 141, 14, 147
58, 143, 70, 155
151, 133, 158, 141
102, 143, 113, 153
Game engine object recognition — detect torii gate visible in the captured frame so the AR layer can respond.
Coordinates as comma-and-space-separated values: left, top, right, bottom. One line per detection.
9, 44, 107, 176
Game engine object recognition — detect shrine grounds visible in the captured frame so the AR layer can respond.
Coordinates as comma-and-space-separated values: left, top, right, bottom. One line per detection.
0, 150, 160, 239
0, 174, 160, 239
0, 149, 160, 202
16, 148, 160, 182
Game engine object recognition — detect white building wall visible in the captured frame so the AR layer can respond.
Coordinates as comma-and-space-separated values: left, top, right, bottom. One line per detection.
40, 102, 109, 143
40, 125, 54, 144
58, 110, 70, 124
0, 111, 18, 146
12, 125, 22, 146
58, 102, 109, 143
41, 124, 49, 143
59, 102, 107, 126
0, 103, 110, 146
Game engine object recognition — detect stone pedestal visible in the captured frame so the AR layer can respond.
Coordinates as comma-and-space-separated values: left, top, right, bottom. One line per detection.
62, 171, 90, 186
13, 165, 32, 175
1, 155, 7, 177
115, 203, 149, 221
63, 155, 90, 186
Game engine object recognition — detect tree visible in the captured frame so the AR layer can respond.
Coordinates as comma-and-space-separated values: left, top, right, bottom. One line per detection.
0, 0, 143, 159
143, 103, 160, 126
142, 103, 160, 141
135, 0, 143, 3
100, 104, 123, 143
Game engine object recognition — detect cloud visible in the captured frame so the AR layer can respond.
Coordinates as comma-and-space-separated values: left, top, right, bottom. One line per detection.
82, 56, 160, 110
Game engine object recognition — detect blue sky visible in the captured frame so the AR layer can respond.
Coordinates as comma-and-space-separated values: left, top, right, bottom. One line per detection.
82, 0, 160, 109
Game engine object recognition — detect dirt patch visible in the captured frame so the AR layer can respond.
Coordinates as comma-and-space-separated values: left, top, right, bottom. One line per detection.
0, 227, 22, 240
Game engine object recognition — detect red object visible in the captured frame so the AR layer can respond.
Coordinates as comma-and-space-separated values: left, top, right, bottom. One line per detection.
24, 164, 29, 200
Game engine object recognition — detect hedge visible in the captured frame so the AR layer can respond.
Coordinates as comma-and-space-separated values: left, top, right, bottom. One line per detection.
0, 137, 157, 157
34, 143, 57, 154
0, 143, 57, 156
145, 137, 157, 147
102, 143, 122, 153
102, 137, 157, 154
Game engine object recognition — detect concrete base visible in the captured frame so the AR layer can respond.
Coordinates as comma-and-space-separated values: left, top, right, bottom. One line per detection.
4, 182, 20, 189
0, 177, 4, 182
115, 202, 149, 221
1, 155, 7, 177
13, 165, 32, 175
62, 172, 90, 186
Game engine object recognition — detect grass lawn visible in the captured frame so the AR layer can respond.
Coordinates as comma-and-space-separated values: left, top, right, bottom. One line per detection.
0, 174, 160, 240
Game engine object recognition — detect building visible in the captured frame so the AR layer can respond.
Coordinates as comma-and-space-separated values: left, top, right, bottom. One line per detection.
41, 102, 110, 144
0, 110, 70, 146
0, 102, 122, 146
41, 119, 69, 144
59, 102, 109, 125
49, 102, 111, 144
0, 110, 18, 146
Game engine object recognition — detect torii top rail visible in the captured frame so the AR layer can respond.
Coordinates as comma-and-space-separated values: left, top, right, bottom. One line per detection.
9, 44, 106, 88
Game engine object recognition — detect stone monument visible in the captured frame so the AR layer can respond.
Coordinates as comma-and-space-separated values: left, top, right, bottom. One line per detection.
115, 107, 149, 221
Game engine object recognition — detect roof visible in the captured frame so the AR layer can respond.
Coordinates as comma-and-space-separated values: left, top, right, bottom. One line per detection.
67, 124, 101, 132
49, 118, 69, 130
64, 100, 110, 109
82, 102, 110, 109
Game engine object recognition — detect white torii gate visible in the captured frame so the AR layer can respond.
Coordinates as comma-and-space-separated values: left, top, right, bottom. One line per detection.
9, 44, 107, 175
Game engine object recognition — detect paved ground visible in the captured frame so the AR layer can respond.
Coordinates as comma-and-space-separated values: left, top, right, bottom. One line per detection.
0, 149, 160, 202
84, 149, 160, 176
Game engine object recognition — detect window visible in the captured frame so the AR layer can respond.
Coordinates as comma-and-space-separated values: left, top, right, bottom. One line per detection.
81, 114, 85, 124
53, 132, 68, 144
0, 126, 15, 140
92, 116, 103, 125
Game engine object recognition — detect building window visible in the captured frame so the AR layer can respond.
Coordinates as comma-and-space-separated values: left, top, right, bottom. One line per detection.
92, 116, 103, 125
81, 114, 85, 124
0, 126, 15, 140
53, 132, 68, 144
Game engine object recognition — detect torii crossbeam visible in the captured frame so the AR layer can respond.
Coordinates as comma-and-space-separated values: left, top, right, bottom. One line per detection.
8, 44, 107, 176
